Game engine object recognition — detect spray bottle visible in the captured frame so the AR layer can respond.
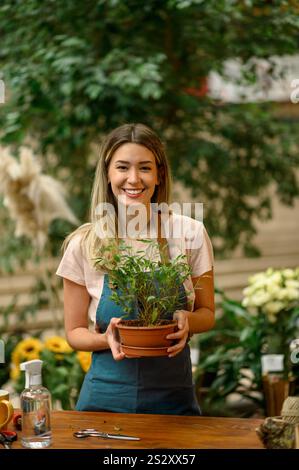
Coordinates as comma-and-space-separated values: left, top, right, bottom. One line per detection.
20, 359, 52, 448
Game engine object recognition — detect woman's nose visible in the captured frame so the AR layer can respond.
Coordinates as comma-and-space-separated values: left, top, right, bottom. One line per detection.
127, 168, 140, 184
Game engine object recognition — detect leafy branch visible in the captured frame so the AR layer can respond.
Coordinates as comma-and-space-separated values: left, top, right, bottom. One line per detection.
95, 240, 192, 326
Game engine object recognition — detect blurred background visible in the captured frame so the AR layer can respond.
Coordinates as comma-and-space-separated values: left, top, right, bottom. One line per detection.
0, 0, 298, 416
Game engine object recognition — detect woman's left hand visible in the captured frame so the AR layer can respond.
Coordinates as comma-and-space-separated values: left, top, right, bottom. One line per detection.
166, 310, 189, 358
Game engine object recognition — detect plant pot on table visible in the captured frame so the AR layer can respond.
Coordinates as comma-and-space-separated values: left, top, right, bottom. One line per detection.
116, 320, 178, 358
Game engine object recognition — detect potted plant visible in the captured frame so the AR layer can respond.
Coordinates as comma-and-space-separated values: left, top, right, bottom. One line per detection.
95, 240, 192, 357
195, 268, 299, 417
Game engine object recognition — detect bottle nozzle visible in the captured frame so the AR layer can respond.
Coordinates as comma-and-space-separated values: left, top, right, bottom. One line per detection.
20, 359, 43, 388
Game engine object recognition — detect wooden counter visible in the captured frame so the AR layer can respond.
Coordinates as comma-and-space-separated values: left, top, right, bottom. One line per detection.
7, 411, 264, 449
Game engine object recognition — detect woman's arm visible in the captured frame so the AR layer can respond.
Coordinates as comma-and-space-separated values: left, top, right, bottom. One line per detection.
63, 278, 125, 361
186, 268, 215, 334
63, 278, 109, 351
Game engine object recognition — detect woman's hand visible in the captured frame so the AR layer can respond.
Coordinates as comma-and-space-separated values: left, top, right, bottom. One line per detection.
105, 317, 126, 361
166, 310, 190, 358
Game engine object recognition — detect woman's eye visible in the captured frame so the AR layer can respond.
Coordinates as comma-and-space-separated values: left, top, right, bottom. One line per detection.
116, 166, 151, 171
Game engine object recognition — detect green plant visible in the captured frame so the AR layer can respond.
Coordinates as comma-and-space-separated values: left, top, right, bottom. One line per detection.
95, 240, 192, 326
0, 333, 23, 387
9, 336, 91, 410
196, 268, 299, 417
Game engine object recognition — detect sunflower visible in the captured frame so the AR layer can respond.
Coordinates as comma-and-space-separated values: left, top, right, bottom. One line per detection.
11, 337, 44, 365
76, 351, 92, 373
10, 364, 21, 381
44, 336, 73, 354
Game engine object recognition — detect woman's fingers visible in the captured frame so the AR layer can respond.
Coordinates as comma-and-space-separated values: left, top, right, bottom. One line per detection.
173, 310, 187, 328
167, 311, 189, 340
167, 310, 189, 357
110, 317, 122, 328
166, 328, 186, 340
167, 334, 188, 357
112, 348, 126, 361
107, 317, 125, 361
108, 315, 188, 359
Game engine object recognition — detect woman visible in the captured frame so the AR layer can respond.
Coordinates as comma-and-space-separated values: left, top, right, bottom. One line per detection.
56, 123, 215, 415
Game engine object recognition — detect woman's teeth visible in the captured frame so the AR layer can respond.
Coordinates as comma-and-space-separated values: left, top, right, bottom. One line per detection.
123, 189, 144, 195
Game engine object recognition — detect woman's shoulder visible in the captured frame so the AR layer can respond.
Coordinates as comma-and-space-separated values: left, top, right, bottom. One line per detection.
171, 211, 203, 228
56, 223, 104, 284
63, 223, 91, 253
170, 212, 204, 249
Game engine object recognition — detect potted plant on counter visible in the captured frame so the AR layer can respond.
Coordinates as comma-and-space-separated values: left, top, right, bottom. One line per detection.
95, 240, 192, 357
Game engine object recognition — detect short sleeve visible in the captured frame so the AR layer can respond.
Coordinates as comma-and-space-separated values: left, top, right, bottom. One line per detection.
56, 235, 86, 286
189, 225, 214, 277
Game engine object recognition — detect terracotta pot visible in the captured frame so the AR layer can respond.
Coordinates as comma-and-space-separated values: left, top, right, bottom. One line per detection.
116, 320, 178, 357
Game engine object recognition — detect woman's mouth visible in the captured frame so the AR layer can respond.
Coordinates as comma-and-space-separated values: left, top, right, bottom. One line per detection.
122, 188, 145, 198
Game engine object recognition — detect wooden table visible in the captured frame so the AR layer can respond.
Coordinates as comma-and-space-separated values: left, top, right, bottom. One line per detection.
9, 411, 264, 449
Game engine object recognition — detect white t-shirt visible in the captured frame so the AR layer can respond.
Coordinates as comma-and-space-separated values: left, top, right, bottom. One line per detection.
56, 213, 214, 326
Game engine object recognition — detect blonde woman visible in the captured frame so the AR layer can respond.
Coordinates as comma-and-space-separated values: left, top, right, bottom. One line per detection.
56, 123, 215, 415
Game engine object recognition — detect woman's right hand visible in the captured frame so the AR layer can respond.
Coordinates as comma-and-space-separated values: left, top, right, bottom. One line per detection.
105, 317, 126, 361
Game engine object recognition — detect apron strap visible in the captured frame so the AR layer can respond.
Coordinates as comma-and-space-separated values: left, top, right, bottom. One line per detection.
157, 210, 170, 265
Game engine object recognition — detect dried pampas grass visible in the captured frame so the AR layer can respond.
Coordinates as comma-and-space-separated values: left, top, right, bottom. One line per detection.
0, 147, 79, 250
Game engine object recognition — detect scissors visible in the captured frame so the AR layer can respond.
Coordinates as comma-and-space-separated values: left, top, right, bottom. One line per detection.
0, 431, 18, 449
73, 428, 140, 441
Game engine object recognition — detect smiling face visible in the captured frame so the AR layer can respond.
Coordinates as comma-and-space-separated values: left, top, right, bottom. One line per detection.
107, 143, 160, 209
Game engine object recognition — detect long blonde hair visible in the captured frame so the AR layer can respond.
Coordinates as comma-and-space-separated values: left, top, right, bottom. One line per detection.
63, 123, 173, 266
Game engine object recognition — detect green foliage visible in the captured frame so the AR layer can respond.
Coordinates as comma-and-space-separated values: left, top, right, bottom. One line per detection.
7, 335, 89, 410
95, 240, 191, 325
196, 287, 299, 416
13, 348, 86, 410
1, 1, 299, 257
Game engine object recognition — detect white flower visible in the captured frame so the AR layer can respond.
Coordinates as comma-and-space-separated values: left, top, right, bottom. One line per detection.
276, 289, 291, 301
269, 271, 282, 285
243, 267, 299, 317
282, 269, 296, 279
267, 282, 281, 297
285, 279, 299, 289
243, 286, 255, 297
264, 301, 285, 315
283, 287, 299, 301
242, 297, 250, 308
250, 291, 271, 307
268, 314, 277, 324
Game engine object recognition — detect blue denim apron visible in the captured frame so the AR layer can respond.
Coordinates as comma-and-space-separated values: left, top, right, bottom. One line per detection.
76, 216, 200, 415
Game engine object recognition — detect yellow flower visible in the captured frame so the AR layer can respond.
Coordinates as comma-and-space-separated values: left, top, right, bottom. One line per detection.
11, 348, 20, 366
11, 338, 43, 364
44, 336, 73, 354
77, 351, 92, 373
10, 365, 20, 381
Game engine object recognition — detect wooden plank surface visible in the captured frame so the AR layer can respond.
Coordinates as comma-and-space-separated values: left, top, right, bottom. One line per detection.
6, 411, 264, 449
